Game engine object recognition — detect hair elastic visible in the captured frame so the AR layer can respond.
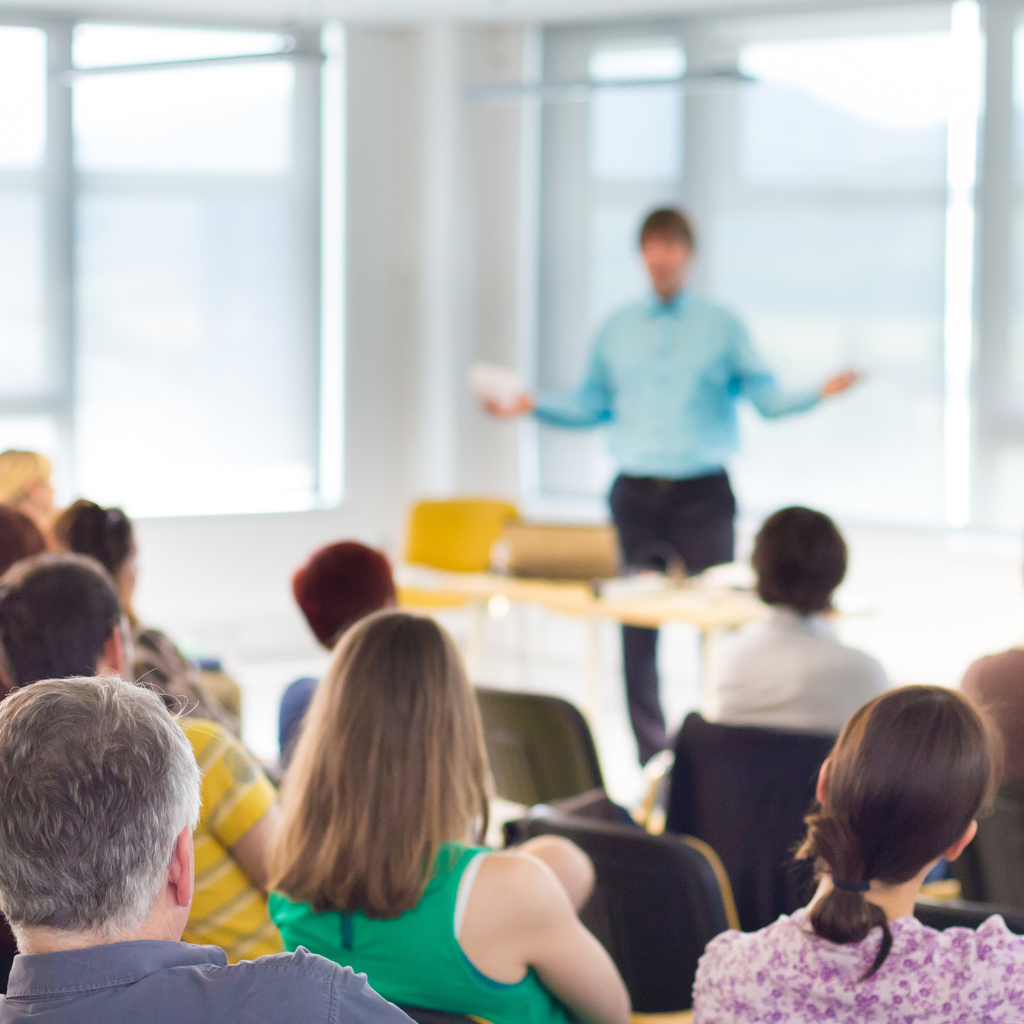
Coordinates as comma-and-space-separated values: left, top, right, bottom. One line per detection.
832, 877, 870, 894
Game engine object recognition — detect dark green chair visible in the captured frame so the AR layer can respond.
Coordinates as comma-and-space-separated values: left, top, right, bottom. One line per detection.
475, 688, 603, 806
954, 782, 1024, 907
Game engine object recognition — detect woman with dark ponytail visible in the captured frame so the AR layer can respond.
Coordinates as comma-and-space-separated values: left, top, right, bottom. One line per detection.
694, 685, 1024, 1023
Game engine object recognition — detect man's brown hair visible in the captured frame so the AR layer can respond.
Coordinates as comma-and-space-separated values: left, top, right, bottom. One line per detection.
639, 207, 695, 250
270, 610, 489, 917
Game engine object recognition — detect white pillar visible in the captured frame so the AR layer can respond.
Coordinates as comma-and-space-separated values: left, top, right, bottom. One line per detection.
416, 23, 462, 496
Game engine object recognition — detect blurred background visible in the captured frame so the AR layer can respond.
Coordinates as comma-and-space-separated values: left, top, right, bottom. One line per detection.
1, 0, 1022, 801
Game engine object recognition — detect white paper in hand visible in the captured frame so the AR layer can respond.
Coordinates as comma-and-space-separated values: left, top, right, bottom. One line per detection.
468, 363, 525, 410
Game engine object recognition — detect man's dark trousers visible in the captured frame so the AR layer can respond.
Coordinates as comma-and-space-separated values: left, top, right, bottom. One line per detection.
608, 471, 736, 764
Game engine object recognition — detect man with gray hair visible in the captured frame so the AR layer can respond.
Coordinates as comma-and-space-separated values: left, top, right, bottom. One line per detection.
0, 676, 410, 1024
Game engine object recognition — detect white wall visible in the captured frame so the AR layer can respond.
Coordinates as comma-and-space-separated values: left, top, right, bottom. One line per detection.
836, 527, 1024, 688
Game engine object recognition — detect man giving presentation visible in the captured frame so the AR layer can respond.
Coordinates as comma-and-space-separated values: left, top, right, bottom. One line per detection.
484, 208, 859, 764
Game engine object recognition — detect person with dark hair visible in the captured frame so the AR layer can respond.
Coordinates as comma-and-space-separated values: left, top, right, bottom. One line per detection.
0, 507, 46, 580
693, 686, 1024, 1022
0, 554, 285, 965
709, 507, 887, 734
0, 554, 124, 694
278, 542, 397, 767
481, 208, 860, 764
53, 498, 238, 732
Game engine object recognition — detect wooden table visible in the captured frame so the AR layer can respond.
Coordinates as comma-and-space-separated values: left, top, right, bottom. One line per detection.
398, 570, 766, 718
398, 570, 765, 628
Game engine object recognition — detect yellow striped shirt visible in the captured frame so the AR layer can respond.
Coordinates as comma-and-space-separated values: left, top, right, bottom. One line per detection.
180, 719, 284, 962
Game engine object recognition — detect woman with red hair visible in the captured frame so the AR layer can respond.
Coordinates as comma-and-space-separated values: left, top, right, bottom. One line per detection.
278, 541, 396, 766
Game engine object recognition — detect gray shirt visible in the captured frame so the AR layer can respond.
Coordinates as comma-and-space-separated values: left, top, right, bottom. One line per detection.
0, 940, 411, 1024
708, 607, 889, 734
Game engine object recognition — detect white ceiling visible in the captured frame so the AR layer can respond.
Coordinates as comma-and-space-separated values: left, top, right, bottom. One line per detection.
0, 0, 835, 29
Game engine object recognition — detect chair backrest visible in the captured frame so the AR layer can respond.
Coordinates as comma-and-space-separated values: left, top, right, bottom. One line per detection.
405, 499, 519, 573
0, 913, 15, 994
914, 895, 1024, 934
953, 782, 1024, 906
515, 808, 732, 1013
665, 712, 835, 932
475, 687, 604, 805
400, 1008, 490, 1024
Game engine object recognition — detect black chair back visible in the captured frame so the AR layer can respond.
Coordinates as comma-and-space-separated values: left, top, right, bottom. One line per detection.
400, 1009, 487, 1024
515, 807, 732, 1013
0, 913, 15, 993
954, 782, 1024, 906
475, 688, 603, 805
665, 712, 835, 932
914, 895, 1024, 934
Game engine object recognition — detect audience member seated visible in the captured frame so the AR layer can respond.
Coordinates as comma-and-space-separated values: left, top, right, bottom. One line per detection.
54, 498, 238, 733
962, 628, 1024, 785
0, 508, 45, 585
0, 554, 284, 963
693, 685, 1019, 1023
0, 450, 55, 543
0, 676, 409, 1024
708, 506, 888, 734
269, 610, 630, 1024
278, 541, 396, 766
0, 510, 39, 988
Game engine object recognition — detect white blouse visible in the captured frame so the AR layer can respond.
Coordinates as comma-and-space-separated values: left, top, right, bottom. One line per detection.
707, 607, 889, 735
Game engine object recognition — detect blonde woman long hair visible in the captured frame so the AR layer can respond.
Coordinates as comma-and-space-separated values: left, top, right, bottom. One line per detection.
270, 610, 490, 918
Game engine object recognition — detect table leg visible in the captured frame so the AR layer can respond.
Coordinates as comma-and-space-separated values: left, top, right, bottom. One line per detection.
697, 626, 712, 717
582, 615, 602, 723
465, 599, 485, 682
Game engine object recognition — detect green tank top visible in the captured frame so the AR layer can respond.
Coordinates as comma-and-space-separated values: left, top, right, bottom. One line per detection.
269, 843, 573, 1024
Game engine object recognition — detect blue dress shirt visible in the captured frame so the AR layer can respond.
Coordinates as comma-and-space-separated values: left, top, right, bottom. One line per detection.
534, 291, 820, 480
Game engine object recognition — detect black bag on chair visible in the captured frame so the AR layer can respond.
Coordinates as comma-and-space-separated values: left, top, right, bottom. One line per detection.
665, 712, 835, 932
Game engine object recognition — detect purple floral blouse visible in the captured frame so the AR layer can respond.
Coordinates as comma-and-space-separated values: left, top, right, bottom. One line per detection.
693, 907, 1024, 1023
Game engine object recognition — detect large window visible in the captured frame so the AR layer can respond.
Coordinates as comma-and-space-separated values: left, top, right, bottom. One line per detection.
0, 28, 51, 458
719, 22, 952, 528
0, 20, 338, 515
533, 3, 1003, 532
978, 10, 1024, 531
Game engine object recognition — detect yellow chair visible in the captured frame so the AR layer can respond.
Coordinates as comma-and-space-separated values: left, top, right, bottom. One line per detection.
404, 498, 519, 573
399, 498, 519, 611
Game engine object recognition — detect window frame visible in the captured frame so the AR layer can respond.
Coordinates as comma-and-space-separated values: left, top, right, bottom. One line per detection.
525, 1, 1024, 533
0, 15, 339, 516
